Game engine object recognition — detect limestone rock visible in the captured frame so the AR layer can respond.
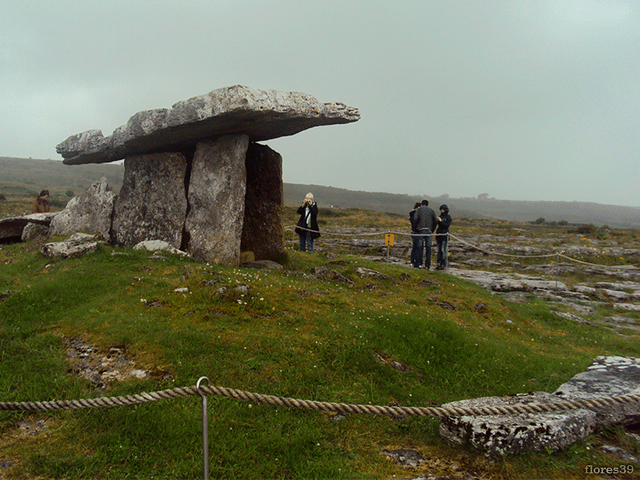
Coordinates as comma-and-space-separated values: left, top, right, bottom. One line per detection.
21, 223, 50, 242
49, 177, 115, 240
241, 142, 285, 262
132, 240, 188, 256
40, 233, 100, 259
0, 212, 57, 242
57, 85, 360, 165
439, 392, 596, 458
553, 356, 640, 427
438, 356, 640, 457
111, 152, 188, 249
184, 136, 248, 266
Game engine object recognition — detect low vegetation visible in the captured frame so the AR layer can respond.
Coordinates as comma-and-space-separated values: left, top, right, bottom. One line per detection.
0, 198, 638, 479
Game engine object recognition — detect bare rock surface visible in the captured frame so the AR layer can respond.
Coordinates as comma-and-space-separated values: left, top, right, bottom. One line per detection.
57, 85, 360, 165
49, 177, 115, 240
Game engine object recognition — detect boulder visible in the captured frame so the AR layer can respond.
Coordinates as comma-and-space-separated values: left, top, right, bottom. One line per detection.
553, 356, 640, 427
439, 356, 640, 457
439, 392, 596, 458
48, 177, 115, 240
21, 223, 49, 242
40, 233, 100, 259
0, 213, 57, 242
111, 152, 188, 249
184, 136, 248, 266
132, 240, 188, 256
241, 142, 285, 262
57, 85, 360, 165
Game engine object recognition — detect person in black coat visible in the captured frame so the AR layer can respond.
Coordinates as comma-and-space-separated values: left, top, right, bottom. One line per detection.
295, 192, 320, 252
435, 204, 452, 270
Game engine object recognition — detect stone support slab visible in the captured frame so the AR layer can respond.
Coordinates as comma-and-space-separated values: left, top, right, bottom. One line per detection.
241, 142, 285, 262
185, 135, 249, 266
111, 152, 188, 248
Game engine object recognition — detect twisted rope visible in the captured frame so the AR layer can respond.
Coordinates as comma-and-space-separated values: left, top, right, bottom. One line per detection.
287, 225, 635, 269
1, 384, 639, 419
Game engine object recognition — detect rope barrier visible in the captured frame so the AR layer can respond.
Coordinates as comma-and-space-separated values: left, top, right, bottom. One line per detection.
1, 382, 639, 418
287, 225, 635, 269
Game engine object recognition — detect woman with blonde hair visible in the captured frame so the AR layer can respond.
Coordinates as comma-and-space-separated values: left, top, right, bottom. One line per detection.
294, 192, 320, 252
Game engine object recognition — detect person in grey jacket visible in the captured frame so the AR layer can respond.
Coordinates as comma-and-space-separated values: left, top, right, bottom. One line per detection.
411, 200, 437, 269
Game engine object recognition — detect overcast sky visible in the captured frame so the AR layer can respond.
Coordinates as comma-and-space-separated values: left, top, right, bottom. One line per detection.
2, 1, 639, 207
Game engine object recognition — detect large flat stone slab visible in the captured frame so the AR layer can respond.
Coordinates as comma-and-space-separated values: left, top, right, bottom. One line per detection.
241, 142, 285, 262
111, 152, 188, 248
184, 135, 249, 266
57, 85, 360, 165
439, 356, 640, 457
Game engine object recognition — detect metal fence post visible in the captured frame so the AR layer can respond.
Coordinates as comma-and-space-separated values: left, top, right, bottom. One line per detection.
197, 376, 211, 480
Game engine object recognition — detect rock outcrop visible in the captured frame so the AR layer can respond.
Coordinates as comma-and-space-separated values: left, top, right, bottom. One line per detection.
54, 86, 359, 266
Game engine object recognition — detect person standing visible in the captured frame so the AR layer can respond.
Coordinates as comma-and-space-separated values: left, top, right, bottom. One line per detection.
409, 202, 421, 268
435, 204, 452, 270
295, 192, 320, 253
31, 190, 50, 213
411, 199, 437, 269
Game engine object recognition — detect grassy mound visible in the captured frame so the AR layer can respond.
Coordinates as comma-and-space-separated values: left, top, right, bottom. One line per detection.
0, 232, 638, 478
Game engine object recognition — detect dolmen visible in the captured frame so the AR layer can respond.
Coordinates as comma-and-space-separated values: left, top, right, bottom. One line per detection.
54, 85, 359, 266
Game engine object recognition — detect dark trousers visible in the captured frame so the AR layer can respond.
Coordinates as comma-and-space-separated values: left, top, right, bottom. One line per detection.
436, 234, 449, 268
412, 228, 432, 268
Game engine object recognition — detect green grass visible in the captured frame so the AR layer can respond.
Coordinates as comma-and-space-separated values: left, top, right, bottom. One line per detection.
0, 220, 639, 478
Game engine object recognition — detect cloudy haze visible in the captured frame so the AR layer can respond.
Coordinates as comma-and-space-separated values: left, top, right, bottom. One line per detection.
1, 1, 639, 206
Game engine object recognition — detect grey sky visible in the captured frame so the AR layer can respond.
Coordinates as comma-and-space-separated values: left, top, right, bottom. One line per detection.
2, 1, 639, 206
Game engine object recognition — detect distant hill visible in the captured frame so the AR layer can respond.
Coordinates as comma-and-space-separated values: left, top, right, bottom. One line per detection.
1, 157, 638, 228
285, 184, 640, 228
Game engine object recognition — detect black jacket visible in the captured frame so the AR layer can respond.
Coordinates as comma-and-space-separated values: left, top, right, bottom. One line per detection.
435, 204, 452, 234
296, 203, 320, 239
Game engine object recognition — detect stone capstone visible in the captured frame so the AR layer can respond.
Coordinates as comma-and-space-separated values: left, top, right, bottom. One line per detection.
111, 152, 188, 249
49, 177, 115, 240
56, 85, 360, 165
184, 135, 249, 266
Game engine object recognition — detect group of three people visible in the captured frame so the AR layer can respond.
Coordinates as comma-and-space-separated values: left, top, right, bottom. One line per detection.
410, 200, 452, 270
294, 193, 452, 270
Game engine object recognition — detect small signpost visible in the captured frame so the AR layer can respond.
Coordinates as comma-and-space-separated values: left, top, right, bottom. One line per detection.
384, 233, 394, 259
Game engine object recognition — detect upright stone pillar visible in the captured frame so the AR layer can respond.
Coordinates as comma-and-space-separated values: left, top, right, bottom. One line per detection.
111, 152, 188, 248
241, 142, 285, 261
185, 135, 249, 266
